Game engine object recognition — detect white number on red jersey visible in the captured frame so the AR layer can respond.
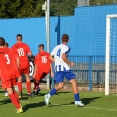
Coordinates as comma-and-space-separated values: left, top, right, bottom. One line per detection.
17, 48, 24, 56
5, 54, 10, 64
41, 56, 47, 63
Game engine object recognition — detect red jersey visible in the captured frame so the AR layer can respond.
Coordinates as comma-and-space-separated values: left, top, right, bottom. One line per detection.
11, 42, 31, 69
0, 47, 19, 81
35, 51, 51, 73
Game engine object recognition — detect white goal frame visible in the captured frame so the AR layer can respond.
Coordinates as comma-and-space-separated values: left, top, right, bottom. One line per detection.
105, 14, 117, 95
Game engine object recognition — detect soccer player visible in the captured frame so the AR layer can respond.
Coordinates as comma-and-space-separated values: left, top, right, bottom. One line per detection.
45, 34, 84, 106
0, 37, 23, 113
32, 44, 54, 95
4, 42, 9, 97
11, 34, 32, 98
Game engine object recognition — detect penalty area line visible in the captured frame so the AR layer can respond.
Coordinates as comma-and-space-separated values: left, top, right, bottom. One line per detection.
20, 100, 117, 111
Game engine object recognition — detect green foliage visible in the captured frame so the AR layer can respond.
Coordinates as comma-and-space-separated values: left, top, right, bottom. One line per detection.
90, 0, 117, 5
0, 0, 117, 18
0, 0, 77, 18
50, 0, 77, 16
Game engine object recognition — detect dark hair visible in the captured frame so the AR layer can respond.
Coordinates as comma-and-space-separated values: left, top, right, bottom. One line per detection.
0, 37, 5, 46
62, 34, 69, 42
17, 34, 22, 39
38, 44, 44, 49
5, 42, 9, 47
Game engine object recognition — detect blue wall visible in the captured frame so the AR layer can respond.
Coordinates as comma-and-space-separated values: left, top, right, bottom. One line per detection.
74, 5, 117, 55
0, 17, 46, 55
0, 4, 117, 55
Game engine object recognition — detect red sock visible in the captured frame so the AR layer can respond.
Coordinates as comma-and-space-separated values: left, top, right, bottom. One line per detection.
9, 93, 20, 109
13, 91, 20, 104
17, 82, 22, 93
26, 82, 31, 94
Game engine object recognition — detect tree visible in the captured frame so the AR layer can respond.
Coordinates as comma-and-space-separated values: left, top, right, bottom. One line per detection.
0, 0, 20, 18
50, 0, 77, 16
90, 0, 117, 5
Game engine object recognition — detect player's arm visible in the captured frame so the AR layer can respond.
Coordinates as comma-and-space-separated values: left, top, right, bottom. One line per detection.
26, 45, 33, 57
62, 54, 74, 67
49, 48, 55, 62
49, 55, 55, 62
16, 57, 20, 68
33, 64, 38, 77
50, 63, 54, 78
32, 55, 38, 78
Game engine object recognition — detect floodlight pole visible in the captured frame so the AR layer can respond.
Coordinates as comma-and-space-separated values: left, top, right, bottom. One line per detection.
46, 0, 50, 90
42, 0, 50, 89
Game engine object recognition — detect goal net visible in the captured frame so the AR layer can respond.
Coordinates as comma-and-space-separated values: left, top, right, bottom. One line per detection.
105, 14, 117, 95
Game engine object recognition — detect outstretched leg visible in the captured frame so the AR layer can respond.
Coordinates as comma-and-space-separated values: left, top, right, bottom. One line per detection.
45, 82, 64, 105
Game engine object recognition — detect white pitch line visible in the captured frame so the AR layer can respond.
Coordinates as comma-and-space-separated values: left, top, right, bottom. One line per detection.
20, 100, 117, 111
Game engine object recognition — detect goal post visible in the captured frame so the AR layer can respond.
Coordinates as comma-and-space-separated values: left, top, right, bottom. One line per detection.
105, 14, 117, 95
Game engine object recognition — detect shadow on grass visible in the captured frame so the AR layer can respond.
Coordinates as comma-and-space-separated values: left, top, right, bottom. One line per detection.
0, 90, 5, 93
48, 97, 101, 107
23, 101, 45, 112
81, 97, 101, 105
0, 98, 11, 105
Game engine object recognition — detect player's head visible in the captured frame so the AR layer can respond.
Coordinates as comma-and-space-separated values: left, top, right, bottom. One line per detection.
4, 42, 9, 47
0, 37, 5, 47
62, 34, 69, 44
38, 44, 44, 52
16, 34, 22, 42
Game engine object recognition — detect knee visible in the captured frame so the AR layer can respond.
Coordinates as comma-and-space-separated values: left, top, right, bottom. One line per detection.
58, 83, 64, 89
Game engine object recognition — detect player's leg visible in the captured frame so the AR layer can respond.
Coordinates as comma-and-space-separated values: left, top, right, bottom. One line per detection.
7, 88, 23, 113
66, 71, 84, 106
4, 89, 8, 97
32, 73, 48, 95
23, 67, 31, 97
25, 74, 31, 97
0, 79, 2, 87
17, 69, 23, 98
17, 75, 23, 98
3, 79, 23, 113
34, 73, 47, 95
32, 80, 41, 95
45, 72, 64, 105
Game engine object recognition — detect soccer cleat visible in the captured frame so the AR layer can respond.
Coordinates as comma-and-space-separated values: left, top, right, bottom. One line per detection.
28, 93, 32, 98
35, 88, 41, 95
45, 94, 50, 105
31, 91, 35, 96
17, 107, 23, 114
19, 92, 22, 99
4, 92, 8, 97
75, 101, 84, 107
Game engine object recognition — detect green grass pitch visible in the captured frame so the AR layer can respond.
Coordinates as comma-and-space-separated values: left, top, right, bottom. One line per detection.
0, 89, 117, 117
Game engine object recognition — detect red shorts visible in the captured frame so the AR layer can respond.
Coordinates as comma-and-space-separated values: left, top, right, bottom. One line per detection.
19, 67, 29, 76
2, 78, 16, 89
33, 72, 47, 81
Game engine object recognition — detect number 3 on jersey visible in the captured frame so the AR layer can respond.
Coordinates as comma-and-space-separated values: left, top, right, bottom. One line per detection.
17, 48, 24, 56
5, 54, 10, 64
57, 49, 61, 57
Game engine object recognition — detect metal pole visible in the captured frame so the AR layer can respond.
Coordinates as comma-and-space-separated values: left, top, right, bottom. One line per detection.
105, 16, 110, 95
46, 0, 50, 89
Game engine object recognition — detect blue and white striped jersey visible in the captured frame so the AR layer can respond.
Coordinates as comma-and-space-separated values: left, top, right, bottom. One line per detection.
51, 44, 70, 72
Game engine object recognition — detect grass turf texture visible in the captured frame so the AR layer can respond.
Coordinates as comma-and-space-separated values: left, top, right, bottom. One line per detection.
0, 89, 117, 117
